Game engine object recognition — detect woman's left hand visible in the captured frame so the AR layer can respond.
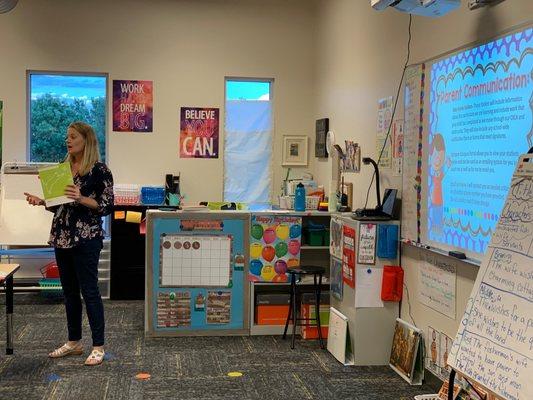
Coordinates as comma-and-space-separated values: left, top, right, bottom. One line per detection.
65, 184, 83, 202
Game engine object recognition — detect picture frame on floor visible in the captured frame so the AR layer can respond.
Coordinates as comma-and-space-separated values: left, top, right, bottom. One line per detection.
389, 318, 424, 385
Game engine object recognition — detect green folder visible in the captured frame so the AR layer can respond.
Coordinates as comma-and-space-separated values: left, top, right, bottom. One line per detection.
38, 162, 74, 207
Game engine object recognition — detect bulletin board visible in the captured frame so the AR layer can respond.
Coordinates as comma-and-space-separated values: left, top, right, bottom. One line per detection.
145, 211, 249, 336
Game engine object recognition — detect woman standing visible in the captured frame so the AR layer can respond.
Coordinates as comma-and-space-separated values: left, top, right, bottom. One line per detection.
25, 121, 113, 366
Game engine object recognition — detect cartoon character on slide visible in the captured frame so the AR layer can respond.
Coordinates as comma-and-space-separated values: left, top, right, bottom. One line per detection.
429, 133, 451, 236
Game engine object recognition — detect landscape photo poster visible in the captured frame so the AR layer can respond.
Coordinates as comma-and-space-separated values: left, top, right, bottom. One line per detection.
112, 80, 153, 132
180, 107, 219, 158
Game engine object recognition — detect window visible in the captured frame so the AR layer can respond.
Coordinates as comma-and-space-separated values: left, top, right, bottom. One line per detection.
224, 79, 273, 203
28, 72, 107, 162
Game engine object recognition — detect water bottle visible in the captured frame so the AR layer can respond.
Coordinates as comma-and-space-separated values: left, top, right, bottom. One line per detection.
294, 183, 306, 211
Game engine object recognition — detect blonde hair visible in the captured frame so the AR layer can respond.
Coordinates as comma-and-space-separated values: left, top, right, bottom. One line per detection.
65, 121, 101, 176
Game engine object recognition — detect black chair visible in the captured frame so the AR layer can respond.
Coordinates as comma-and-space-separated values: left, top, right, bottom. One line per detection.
282, 265, 326, 349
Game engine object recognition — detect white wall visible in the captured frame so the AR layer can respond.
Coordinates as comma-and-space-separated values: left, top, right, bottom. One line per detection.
313, 0, 410, 209
0, 0, 318, 202
312, 0, 532, 343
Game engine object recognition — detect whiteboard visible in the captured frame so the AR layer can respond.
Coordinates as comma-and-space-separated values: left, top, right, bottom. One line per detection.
447, 154, 533, 400
0, 163, 55, 246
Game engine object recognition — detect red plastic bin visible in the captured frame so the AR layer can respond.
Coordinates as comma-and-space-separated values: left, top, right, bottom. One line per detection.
40, 261, 59, 279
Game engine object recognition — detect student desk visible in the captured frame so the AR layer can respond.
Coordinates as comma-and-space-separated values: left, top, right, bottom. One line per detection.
0, 263, 20, 355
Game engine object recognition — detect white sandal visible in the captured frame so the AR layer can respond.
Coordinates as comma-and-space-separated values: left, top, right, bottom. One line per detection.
49, 343, 83, 358
84, 349, 105, 366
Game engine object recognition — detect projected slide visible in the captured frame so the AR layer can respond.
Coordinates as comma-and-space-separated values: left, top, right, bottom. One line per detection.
428, 27, 532, 254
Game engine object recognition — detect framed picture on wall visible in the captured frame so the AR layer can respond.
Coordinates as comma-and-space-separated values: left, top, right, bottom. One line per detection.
282, 135, 308, 166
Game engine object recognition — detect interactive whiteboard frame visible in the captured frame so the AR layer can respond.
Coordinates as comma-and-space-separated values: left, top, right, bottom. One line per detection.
417, 21, 533, 261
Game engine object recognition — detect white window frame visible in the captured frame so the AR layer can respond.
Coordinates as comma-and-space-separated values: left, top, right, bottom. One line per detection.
223, 77, 275, 203
26, 70, 109, 162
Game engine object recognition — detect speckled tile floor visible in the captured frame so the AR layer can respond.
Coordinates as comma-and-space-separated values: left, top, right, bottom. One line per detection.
0, 294, 438, 400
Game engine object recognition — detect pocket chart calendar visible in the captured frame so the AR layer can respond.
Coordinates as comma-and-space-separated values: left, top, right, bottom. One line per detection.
160, 234, 232, 287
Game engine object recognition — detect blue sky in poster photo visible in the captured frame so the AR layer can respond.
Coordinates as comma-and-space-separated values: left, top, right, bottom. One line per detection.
30, 74, 106, 102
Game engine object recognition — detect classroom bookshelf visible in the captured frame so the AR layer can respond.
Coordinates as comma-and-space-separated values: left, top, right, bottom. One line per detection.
249, 212, 331, 335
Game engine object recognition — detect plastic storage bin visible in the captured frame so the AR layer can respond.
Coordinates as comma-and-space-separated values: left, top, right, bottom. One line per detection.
40, 262, 59, 278
114, 184, 140, 205
39, 278, 63, 299
141, 186, 165, 205
279, 196, 321, 210
305, 221, 326, 246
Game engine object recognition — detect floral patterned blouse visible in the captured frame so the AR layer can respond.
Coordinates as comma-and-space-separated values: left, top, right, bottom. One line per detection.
48, 161, 114, 249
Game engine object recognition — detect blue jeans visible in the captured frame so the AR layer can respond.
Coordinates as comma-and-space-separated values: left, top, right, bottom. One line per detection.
55, 238, 105, 346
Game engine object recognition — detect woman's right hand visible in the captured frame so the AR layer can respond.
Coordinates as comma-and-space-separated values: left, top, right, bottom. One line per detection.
24, 192, 45, 206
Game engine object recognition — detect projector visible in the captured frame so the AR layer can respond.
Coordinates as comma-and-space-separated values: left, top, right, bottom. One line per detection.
371, 0, 461, 17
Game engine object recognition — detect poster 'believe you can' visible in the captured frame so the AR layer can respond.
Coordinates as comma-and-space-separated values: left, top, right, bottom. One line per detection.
180, 107, 219, 158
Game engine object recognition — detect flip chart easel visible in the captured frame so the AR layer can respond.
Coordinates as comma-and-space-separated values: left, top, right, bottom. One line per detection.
0, 162, 55, 246
446, 153, 533, 400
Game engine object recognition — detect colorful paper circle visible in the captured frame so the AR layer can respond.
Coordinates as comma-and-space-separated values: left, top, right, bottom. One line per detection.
251, 224, 264, 240
275, 242, 288, 257
250, 243, 263, 259
276, 224, 289, 240
135, 372, 151, 380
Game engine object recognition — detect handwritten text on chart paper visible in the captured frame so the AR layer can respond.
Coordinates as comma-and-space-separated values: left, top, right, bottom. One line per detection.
449, 176, 533, 400
418, 253, 457, 319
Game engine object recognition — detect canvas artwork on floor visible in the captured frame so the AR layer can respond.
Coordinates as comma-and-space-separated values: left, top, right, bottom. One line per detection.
389, 318, 423, 385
